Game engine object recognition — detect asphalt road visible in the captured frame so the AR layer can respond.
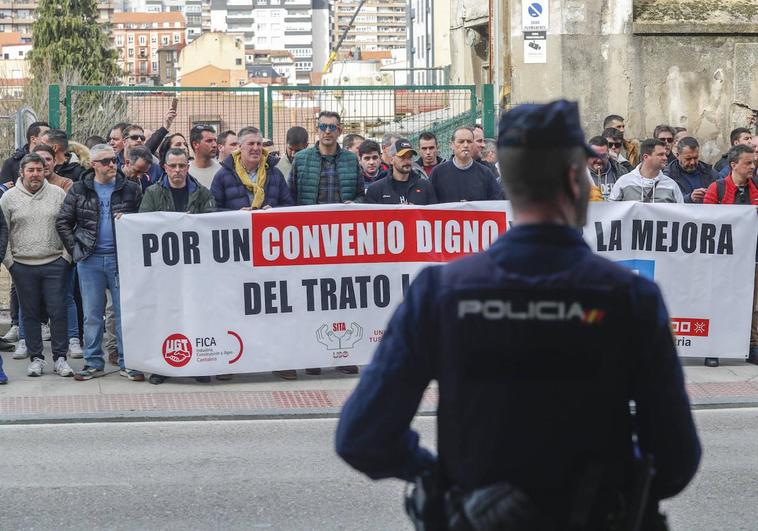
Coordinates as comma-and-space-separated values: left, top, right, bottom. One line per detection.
0, 409, 755, 530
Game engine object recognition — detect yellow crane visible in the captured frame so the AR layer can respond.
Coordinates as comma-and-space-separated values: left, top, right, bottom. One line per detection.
322, 0, 369, 74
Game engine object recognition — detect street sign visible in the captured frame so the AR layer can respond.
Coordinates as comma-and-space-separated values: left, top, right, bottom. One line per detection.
522, 1, 549, 64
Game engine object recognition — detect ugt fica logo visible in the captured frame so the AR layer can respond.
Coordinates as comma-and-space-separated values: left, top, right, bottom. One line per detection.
162, 333, 192, 367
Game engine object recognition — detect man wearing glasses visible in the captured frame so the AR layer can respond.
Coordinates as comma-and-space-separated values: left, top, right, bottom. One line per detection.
587, 136, 628, 200
289, 111, 365, 207
602, 128, 634, 172
56, 144, 144, 382
287, 111, 364, 378
653, 125, 677, 164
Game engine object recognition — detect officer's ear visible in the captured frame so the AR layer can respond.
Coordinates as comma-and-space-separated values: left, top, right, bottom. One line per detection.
564, 163, 580, 202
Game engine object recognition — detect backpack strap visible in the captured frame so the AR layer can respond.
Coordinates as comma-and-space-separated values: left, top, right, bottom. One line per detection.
716, 179, 726, 204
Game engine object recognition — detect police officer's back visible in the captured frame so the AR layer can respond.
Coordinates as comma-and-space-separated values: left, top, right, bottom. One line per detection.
336, 101, 701, 530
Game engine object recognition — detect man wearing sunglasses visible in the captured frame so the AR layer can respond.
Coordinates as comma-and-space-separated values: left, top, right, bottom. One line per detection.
288, 111, 364, 378
56, 144, 144, 382
289, 111, 365, 206
602, 128, 633, 172
653, 125, 677, 164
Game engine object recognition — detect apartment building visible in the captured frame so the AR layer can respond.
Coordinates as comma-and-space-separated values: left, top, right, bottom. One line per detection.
112, 11, 187, 85
0, 0, 114, 38
331, 0, 407, 55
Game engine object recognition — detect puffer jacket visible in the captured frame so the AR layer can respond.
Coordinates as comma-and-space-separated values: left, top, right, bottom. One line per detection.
211, 152, 293, 210
54, 153, 87, 182
0, 145, 28, 184
56, 168, 143, 262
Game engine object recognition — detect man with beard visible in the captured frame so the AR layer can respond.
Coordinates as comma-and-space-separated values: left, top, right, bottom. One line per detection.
366, 139, 436, 205
663, 137, 718, 203
587, 136, 628, 200
189, 125, 222, 188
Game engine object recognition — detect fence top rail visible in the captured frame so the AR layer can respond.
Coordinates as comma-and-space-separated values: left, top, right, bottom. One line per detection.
66, 85, 265, 94
267, 84, 477, 92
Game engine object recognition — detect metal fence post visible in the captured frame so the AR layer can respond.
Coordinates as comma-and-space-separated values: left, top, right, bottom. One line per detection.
482, 84, 496, 138
266, 86, 274, 143
48, 85, 60, 129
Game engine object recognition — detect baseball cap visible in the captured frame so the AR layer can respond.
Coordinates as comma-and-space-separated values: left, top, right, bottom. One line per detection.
497, 100, 595, 157
389, 138, 417, 158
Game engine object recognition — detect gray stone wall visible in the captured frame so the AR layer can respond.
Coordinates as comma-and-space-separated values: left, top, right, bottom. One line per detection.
508, 0, 758, 163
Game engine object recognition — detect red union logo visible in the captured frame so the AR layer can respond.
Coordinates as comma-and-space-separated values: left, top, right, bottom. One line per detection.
163, 334, 192, 367
671, 318, 709, 337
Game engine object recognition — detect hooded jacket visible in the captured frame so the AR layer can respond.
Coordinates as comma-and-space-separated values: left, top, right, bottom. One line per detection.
609, 165, 684, 203
140, 174, 216, 214
365, 169, 438, 205
54, 153, 87, 182
55, 168, 143, 262
589, 159, 629, 200
211, 151, 293, 211
663, 159, 718, 203
0, 145, 29, 184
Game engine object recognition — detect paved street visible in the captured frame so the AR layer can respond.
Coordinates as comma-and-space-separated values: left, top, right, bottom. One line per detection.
0, 409, 756, 530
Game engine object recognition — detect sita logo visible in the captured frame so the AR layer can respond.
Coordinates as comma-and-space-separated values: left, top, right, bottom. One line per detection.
163, 334, 192, 367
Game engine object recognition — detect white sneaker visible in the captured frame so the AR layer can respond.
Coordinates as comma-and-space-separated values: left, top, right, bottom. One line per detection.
3, 325, 19, 342
68, 338, 83, 359
13, 339, 28, 359
27, 358, 45, 377
41, 323, 51, 341
54, 357, 74, 377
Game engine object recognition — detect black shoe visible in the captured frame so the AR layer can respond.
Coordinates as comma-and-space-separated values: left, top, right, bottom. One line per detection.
747, 355, 758, 366
704, 357, 719, 368
0, 338, 14, 352
305, 368, 322, 376
336, 365, 359, 375
273, 370, 298, 380
195, 376, 211, 383
149, 374, 168, 385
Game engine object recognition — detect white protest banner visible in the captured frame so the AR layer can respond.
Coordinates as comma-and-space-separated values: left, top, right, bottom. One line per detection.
117, 203, 508, 376
582, 202, 757, 360
116, 202, 757, 376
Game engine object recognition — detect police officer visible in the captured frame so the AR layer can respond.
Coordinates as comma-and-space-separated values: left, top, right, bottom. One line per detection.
335, 101, 701, 530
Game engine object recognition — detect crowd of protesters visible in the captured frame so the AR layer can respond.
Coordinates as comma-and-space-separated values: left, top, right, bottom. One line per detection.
0, 105, 755, 385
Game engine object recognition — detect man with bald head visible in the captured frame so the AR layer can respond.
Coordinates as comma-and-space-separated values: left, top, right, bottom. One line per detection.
56, 144, 144, 382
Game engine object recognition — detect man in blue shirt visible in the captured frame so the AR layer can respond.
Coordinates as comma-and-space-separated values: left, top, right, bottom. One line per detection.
56, 145, 144, 381
337, 101, 701, 530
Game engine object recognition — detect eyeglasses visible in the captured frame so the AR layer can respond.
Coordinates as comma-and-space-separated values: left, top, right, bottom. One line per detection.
165, 163, 188, 169
93, 157, 118, 166
608, 141, 622, 148
128, 134, 146, 141
659, 137, 674, 144
318, 123, 339, 132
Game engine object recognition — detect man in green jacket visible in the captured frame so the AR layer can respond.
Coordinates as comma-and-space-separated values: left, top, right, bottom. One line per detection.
288, 111, 365, 205
286, 111, 363, 379
139, 148, 216, 214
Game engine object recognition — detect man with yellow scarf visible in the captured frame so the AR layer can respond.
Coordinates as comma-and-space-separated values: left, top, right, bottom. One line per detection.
211, 126, 293, 210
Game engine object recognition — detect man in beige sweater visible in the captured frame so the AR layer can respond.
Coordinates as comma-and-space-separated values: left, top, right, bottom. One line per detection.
0, 153, 73, 377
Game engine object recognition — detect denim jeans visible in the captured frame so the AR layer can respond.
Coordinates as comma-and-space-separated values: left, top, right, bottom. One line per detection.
19, 266, 78, 341
78, 254, 127, 371
10, 258, 69, 361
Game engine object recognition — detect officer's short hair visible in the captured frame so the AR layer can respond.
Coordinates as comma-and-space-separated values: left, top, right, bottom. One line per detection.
358, 140, 381, 157
165, 148, 189, 162
498, 146, 586, 204
730, 127, 751, 145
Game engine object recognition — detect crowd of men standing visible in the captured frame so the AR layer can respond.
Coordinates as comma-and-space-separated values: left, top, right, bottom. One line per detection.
0, 106, 755, 385
0, 107, 505, 385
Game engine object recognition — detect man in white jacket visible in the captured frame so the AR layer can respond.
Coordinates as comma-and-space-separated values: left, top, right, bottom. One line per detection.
609, 138, 684, 203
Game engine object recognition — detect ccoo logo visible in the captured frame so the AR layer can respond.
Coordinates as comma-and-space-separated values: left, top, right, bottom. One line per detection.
163, 333, 192, 367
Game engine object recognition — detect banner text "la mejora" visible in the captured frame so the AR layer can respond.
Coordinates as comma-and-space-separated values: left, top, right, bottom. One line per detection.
595, 220, 734, 254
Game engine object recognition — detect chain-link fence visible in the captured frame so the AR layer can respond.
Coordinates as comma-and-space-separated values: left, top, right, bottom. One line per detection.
266, 85, 477, 159
65, 86, 266, 141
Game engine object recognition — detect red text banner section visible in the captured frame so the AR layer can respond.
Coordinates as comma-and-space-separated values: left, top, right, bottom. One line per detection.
116, 202, 756, 376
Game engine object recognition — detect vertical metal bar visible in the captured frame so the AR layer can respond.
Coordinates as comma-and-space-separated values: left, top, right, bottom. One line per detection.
259, 88, 266, 137
469, 86, 478, 127
48, 84, 60, 130
482, 84, 496, 138
65, 85, 74, 136
267, 86, 274, 143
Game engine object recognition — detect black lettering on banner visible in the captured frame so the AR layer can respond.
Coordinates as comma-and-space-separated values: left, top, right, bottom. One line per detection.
682, 222, 697, 253
700, 223, 716, 254
302, 278, 318, 311
594, 220, 623, 252
244, 281, 293, 314
162, 232, 180, 266
401, 273, 410, 296
718, 224, 733, 255
655, 221, 668, 252
631, 220, 653, 251
595, 222, 606, 252
183, 231, 201, 264
355, 276, 371, 308
244, 282, 261, 315
142, 234, 159, 266
339, 276, 357, 309
321, 278, 338, 310
213, 229, 251, 263
374, 275, 390, 308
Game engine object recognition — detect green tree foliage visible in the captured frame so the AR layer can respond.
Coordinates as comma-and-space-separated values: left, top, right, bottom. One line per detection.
28, 0, 121, 85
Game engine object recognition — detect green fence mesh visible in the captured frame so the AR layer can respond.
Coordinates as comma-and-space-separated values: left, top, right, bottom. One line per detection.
267, 85, 477, 159
65, 86, 266, 141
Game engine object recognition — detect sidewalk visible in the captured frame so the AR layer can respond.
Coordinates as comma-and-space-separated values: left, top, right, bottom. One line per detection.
0, 336, 756, 424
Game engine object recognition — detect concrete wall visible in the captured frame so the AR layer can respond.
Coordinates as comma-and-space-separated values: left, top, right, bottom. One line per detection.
505, 0, 758, 162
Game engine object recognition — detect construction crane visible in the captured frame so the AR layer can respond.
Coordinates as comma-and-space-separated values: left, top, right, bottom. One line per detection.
322, 0, 368, 74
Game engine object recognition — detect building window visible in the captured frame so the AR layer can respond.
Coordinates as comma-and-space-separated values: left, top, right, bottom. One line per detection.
235, 58, 242, 65
152, 61, 158, 71
128, 48, 134, 57
139, 35, 146, 45
162, 36, 170, 45
173, 32, 180, 43
127, 34, 134, 44
115, 35, 124, 46
151, 34, 157, 45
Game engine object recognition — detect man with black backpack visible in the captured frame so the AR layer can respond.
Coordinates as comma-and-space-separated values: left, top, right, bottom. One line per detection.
704, 144, 758, 366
